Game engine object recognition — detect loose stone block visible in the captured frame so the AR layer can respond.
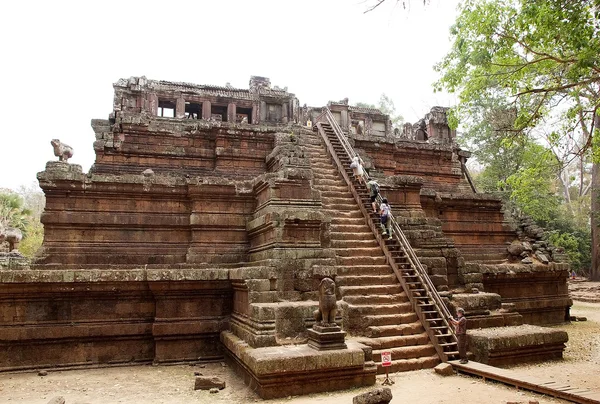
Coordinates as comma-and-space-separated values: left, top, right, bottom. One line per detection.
352, 387, 393, 404
434, 363, 455, 376
194, 376, 226, 391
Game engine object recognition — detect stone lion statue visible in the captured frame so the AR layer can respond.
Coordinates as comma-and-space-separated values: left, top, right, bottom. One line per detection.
51, 139, 74, 162
314, 277, 338, 326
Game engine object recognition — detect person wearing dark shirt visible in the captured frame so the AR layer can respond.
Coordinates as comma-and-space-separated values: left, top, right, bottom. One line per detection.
449, 307, 468, 364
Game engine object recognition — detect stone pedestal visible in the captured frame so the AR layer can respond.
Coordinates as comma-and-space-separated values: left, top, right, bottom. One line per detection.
307, 324, 347, 350
221, 331, 376, 399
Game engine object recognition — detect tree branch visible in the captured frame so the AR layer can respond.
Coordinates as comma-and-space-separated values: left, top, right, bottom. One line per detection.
364, 0, 387, 13
516, 76, 600, 96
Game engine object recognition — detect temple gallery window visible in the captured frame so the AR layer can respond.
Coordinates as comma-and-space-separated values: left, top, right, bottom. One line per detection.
211, 104, 228, 122
266, 103, 282, 122
185, 102, 202, 119
237, 107, 252, 124
158, 100, 176, 117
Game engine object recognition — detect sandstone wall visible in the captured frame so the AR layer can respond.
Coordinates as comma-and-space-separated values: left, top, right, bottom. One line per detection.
0, 269, 232, 370
353, 137, 472, 194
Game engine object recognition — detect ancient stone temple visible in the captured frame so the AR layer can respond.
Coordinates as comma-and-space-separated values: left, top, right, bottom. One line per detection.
0, 76, 570, 398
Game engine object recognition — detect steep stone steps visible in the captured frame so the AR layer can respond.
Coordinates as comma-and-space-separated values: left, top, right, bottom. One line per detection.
372, 345, 437, 362
336, 256, 386, 266
315, 185, 351, 193
336, 265, 397, 276
343, 293, 409, 304
366, 322, 423, 338
344, 301, 411, 315
364, 312, 419, 327
306, 129, 439, 374
330, 239, 379, 249
377, 356, 440, 374
330, 217, 367, 226
313, 178, 349, 187
338, 284, 404, 297
335, 274, 398, 286
330, 231, 376, 241
357, 333, 430, 350
323, 203, 362, 211
315, 192, 352, 198
334, 247, 388, 257
323, 210, 364, 220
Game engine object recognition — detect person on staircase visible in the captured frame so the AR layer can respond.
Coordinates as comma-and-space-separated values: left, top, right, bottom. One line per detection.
350, 156, 365, 185
379, 198, 393, 240
367, 179, 380, 213
449, 308, 469, 364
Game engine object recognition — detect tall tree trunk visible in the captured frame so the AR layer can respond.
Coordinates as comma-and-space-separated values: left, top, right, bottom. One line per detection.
591, 113, 600, 281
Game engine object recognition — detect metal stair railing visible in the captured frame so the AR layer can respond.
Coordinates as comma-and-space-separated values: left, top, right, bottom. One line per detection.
315, 108, 458, 361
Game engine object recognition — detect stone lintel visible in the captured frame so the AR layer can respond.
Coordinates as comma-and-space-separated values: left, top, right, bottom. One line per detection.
221, 331, 375, 399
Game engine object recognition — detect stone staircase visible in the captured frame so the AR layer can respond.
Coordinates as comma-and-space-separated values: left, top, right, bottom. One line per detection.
304, 132, 440, 373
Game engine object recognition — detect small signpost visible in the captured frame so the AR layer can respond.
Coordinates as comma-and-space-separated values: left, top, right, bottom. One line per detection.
381, 351, 394, 385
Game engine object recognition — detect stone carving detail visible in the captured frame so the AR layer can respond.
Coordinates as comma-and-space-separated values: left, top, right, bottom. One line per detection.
314, 277, 337, 326
308, 277, 347, 351
51, 139, 74, 162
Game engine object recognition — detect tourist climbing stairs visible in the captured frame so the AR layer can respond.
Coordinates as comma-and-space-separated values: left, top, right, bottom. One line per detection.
314, 108, 459, 364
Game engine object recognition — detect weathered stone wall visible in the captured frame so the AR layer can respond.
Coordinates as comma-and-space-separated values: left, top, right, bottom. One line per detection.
37, 167, 190, 266
353, 137, 472, 194
380, 175, 464, 290
0, 269, 232, 371
229, 129, 337, 348
37, 121, 286, 267
92, 118, 275, 177
421, 193, 515, 265
481, 263, 571, 324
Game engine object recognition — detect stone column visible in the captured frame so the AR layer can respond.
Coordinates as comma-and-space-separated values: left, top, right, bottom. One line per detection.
252, 104, 259, 124
281, 102, 288, 124
260, 101, 267, 122
227, 102, 237, 123
340, 110, 349, 132
176, 97, 185, 119
202, 101, 212, 120
148, 93, 158, 116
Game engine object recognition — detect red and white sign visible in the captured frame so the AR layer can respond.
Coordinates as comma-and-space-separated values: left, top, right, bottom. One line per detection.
381, 351, 392, 367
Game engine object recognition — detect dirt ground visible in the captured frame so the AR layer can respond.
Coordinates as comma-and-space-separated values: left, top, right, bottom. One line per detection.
1, 296, 599, 404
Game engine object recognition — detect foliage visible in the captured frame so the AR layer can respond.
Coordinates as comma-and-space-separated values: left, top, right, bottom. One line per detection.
355, 93, 404, 129
18, 219, 44, 259
436, 0, 600, 278
1, 187, 45, 258
377, 94, 404, 127
0, 193, 31, 235
548, 228, 591, 272
435, 0, 600, 132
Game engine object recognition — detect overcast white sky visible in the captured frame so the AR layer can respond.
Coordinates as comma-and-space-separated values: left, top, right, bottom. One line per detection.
0, 0, 460, 191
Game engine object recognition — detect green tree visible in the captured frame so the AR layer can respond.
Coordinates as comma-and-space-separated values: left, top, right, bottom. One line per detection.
377, 93, 404, 128
435, 0, 600, 279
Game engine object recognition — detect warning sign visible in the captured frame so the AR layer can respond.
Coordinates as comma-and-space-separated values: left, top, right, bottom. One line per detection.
381, 351, 392, 367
